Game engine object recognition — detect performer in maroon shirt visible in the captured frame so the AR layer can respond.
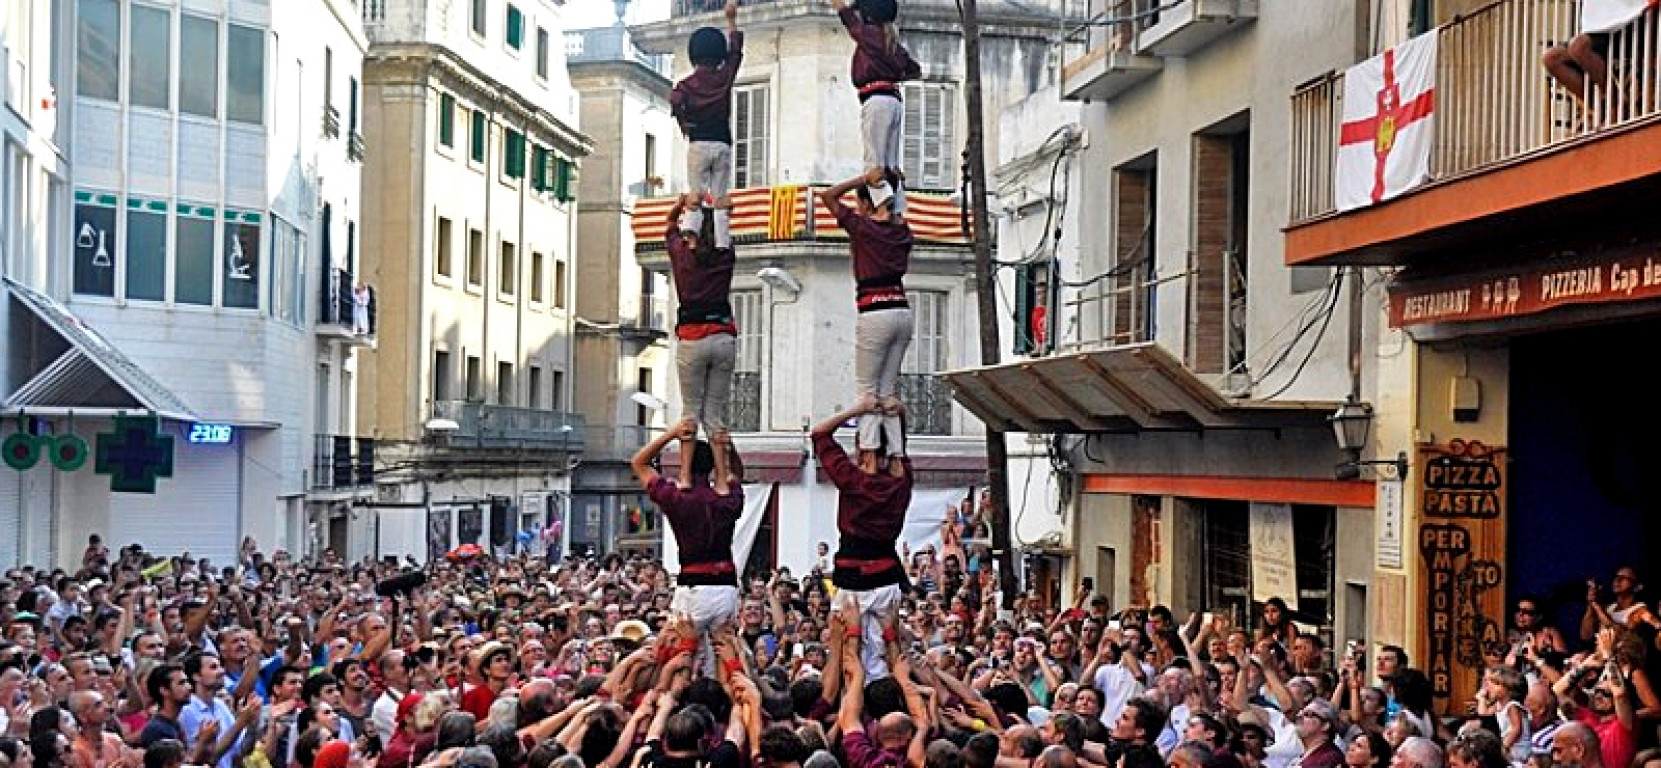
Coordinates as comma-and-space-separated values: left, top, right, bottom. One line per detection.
828, 0, 921, 214
670, 1, 743, 248
818, 170, 914, 460
811, 397, 911, 680
665, 196, 738, 441
631, 417, 745, 673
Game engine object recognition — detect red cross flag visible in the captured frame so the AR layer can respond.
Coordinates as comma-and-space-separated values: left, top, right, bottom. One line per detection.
1336, 32, 1438, 212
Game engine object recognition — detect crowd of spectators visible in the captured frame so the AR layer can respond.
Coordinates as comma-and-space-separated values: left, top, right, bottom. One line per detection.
0, 533, 1657, 768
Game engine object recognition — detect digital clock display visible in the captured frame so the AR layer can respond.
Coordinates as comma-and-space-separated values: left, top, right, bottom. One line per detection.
188, 423, 235, 444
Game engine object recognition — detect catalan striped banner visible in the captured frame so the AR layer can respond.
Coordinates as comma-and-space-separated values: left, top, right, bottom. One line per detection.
631, 185, 969, 248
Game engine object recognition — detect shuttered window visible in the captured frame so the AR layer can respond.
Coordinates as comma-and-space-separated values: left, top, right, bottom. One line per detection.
504, 129, 526, 179
733, 291, 762, 372
733, 85, 769, 188
902, 83, 956, 190
903, 290, 948, 373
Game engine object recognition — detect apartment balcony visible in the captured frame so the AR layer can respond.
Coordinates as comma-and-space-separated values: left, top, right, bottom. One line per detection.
1138, 0, 1257, 56
1059, 0, 1162, 102
898, 373, 953, 435
322, 105, 341, 139
318, 269, 376, 346
622, 292, 670, 342
429, 401, 587, 452
313, 434, 376, 490
348, 132, 366, 162
1285, 0, 1661, 266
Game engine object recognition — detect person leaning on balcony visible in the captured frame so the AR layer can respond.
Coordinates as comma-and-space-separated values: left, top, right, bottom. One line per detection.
671, 0, 743, 249
665, 195, 739, 441
1542, 0, 1648, 102
818, 170, 914, 459
828, 0, 922, 215
629, 416, 745, 676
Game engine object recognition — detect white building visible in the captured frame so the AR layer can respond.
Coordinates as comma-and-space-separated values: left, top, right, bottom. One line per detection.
629, 0, 1072, 577
0, 0, 370, 568
356, 0, 591, 561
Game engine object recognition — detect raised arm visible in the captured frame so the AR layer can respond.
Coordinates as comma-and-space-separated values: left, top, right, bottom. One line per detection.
712, 432, 737, 497
631, 418, 694, 490
725, 0, 739, 35
811, 398, 877, 439
816, 172, 881, 215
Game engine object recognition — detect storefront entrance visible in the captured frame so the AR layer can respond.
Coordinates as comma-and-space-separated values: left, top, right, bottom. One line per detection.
1509, 316, 1661, 633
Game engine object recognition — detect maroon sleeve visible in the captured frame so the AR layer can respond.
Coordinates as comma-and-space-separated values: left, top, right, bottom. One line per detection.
837, 7, 862, 34
723, 31, 745, 86
831, 198, 858, 234
843, 730, 879, 768
812, 432, 858, 489
900, 45, 922, 81
713, 484, 744, 518
647, 476, 681, 509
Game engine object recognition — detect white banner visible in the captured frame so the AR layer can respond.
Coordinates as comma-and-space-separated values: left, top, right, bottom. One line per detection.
1336, 31, 1438, 212
1249, 502, 1299, 611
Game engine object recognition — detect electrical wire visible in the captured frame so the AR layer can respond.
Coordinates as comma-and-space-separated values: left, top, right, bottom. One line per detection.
1257, 268, 1345, 400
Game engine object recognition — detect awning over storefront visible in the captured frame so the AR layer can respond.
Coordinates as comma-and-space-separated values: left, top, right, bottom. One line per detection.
940, 342, 1337, 433
3, 278, 197, 421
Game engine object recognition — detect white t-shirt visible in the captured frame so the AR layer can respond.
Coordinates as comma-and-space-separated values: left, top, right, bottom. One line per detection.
1093, 664, 1145, 728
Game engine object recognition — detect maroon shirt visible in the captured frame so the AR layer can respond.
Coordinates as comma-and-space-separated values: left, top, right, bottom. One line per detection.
670, 31, 745, 143
813, 432, 911, 590
665, 224, 737, 330
844, 730, 905, 768
649, 475, 742, 586
831, 200, 912, 311
837, 8, 922, 93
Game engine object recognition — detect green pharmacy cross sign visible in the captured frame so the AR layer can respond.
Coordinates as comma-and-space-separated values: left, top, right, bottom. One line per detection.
95, 415, 175, 493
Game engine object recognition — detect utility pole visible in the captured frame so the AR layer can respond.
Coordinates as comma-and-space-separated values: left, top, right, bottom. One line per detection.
960, 0, 1017, 609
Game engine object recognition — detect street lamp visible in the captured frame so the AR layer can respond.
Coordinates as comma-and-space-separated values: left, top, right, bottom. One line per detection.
1329, 395, 1408, 480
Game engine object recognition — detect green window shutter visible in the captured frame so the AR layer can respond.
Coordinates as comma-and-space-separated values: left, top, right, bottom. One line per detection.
507, 5, 524, 49
505, 130, 525, 178
471, 110, 486, 162
439, 93, 455, 147
1013, 263, 1034, 355
530, 146, 547, 190
554, 158, 577, 203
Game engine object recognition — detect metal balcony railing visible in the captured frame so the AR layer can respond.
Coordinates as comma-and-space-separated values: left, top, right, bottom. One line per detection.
638, 293, 669, 332
319, 268, 375, 337
730, 371, 761, 432
898, 373, 953, 435
1059, 260, 1166, 352
313, 434, 375, 490
429, 401, 587, 451
1289, 0, 1661, 224
323, 105, 341, 139
348, 132, 366, 162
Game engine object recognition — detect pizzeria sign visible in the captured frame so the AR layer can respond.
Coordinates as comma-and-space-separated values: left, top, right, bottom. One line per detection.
1388, 242, 1661, 327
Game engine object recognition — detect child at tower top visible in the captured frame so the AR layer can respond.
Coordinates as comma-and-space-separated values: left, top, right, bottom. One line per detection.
670, 0, 743, 250
829, 0, 922, 215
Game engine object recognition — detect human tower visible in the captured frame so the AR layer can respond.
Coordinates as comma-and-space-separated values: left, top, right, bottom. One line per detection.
630, 0, 923, 680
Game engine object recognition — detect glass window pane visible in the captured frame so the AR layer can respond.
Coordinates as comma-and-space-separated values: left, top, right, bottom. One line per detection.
180, 15, 220, 118
175, 213, 215, 305
224, 217, 260, 308
76, 0, 119, 101
125, 209, 167, 301
227, 24, 265, 124
129, 6, 171, 109
72, 201, 117, 296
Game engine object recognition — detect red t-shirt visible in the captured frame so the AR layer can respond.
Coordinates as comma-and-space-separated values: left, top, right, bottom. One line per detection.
1577, 707, 1636, 768
458, 683, 499, 721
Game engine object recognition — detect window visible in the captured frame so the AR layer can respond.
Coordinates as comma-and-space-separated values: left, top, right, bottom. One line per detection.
72, 195, 117, 296
645, 133, 658, 190
180, 15, 219, 118
499, 240, 516, 295
503, 129, 525, 179
733, 291, 762, 372
126, 208, 167, 301
530, 251, 545, 303
223, 214, 260, 308
505, 4, 524, 50
470, 110, 487, 163
733, 85, 769, 188
901, 83, 956, 189
270, 216, 304, 324
554, 259, 567, 309
439, 93, 456, 147
550, 370, 564, 410
497, 361, 514, 405
129, 5, 171, 109
636, 368, 653, 426
324, 47, 334, 112
471, 0, 487, 37
903, 290, 948, 373
528, 366, 543, 409
536, 28, 550, 79
433, 351, 451, 401
76, 0, 119, 101
228, 24, 265, 124
466, 228, 484, 286
346, 77, 359, 134
552, 157, 576, 202
436, 216, 453, 278
530, 145, 549, 191
465, 355, 483, 400
175, 207, 216, 305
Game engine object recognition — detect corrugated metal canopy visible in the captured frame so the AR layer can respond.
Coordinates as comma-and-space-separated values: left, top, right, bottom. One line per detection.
3, 278, 197, 421
940, 342, 1338, 434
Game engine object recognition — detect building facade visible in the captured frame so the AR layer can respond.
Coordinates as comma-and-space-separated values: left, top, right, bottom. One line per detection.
357, 0, 591, 561
565, 18, 679, 559
0, 0, 370, 567
947, 0, 1385, 638
629, 0, 1071, 576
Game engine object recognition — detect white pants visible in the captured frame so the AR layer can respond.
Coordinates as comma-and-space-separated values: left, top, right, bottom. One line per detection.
854, 307, 913, 455
672, 585, 740, 676
686, 141, 733, 202
839, 584, 902, 681
860, 94, 906, 214
676, 333, 737, 435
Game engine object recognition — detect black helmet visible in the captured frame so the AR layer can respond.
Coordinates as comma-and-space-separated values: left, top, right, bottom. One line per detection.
857, 0, 898, 24
688, 27, 728, 66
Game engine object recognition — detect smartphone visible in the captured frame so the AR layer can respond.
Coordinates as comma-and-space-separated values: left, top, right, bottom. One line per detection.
1107, 619, 1122, 631
1082, 577, 1095, 592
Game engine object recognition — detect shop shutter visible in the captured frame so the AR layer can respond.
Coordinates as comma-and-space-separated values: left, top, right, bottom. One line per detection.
108, 425, 241, 566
